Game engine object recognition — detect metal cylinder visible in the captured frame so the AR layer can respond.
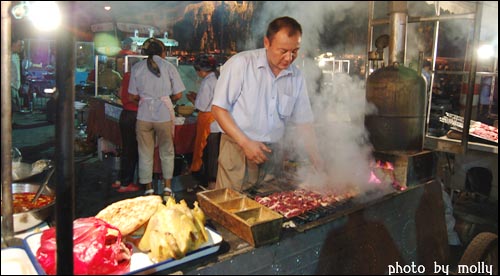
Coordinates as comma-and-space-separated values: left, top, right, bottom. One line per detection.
388, 1, 408, 65
365, 64, 427, 151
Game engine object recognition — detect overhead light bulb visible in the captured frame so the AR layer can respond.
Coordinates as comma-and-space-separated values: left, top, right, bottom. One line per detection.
29, 1, 61, 31
104, 6, 111, 11
11, 1, 29, 19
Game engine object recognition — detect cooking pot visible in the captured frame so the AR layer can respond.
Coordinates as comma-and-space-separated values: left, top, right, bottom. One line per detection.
12, 159, 51, 183
1, 183, 55, 233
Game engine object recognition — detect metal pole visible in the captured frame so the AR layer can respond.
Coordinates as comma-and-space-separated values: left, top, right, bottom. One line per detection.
95, 54, 98, 97
388, 1, 408, 65
54, 1, 76, 274
0, 0, 19, 247
461, 1, 483, 152
426, 1, 440, 137
487, 57, 497, 116
365, 1, 374, 79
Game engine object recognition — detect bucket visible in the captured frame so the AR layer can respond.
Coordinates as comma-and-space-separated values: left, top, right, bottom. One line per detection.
103, 152, 120, 171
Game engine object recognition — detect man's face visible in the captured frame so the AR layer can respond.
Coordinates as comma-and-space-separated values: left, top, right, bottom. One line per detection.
264, 28, 301, 76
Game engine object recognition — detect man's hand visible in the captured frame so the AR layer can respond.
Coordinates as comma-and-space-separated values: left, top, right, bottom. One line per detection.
212, 105, 272, 164
241, 140, 272, 164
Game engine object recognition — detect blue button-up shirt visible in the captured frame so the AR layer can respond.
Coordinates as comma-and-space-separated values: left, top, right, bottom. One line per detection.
212, 48, 314, 143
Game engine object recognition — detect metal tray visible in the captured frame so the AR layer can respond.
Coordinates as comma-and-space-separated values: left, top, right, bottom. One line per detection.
1, 247, 43, 275
23, 227, 222, 275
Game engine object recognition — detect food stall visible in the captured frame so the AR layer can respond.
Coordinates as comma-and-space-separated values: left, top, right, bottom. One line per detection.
12, 179, 449, 275
2, 1, 497, 275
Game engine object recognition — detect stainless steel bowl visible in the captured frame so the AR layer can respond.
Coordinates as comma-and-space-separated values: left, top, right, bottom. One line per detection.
3, 183, 55, 233
12, 159, 51, 182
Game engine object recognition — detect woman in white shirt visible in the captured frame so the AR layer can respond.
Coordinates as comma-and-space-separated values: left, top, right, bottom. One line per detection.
187, 55, 221, 188
128, 38, 185, 199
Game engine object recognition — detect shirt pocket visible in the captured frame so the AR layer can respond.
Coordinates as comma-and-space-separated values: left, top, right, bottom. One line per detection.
277, 91, 295, 120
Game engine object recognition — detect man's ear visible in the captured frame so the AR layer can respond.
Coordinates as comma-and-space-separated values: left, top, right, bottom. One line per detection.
264, 36, 270, 49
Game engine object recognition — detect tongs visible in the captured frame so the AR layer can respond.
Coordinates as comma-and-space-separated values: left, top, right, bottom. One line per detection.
31, 165, 55, 203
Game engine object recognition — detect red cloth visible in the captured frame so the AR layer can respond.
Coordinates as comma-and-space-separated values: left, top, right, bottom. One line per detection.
119, 72, 138, 111
153, 122, 197, 173
174, 122, 197, 155
87, 69, 95, 82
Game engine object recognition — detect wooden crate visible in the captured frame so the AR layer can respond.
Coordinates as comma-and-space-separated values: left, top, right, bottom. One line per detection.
197, 188, 283, 247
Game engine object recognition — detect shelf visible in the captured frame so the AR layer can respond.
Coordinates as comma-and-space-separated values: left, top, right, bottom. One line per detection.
424, 135, 498, 154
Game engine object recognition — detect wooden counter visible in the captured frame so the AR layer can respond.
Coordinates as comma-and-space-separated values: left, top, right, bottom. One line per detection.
86, 97, 123, 147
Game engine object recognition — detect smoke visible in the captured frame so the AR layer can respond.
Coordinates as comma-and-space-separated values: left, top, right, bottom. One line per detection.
481, 2, 498, 49
247, 1, 368, 57
288, 73, 382, 198
248, 2, 392, 197
246, 1, 498, 199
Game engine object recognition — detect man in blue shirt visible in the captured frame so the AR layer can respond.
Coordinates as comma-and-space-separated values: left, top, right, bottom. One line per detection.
212, 16, 324, 191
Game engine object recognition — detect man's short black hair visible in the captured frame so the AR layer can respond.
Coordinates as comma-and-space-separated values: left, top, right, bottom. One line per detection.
266, 16, 302, 42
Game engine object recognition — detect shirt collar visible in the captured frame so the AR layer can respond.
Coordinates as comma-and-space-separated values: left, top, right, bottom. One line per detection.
256, 48, 268, 69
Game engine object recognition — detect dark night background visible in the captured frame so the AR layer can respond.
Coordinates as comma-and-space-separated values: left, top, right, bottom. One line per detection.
11, 1, 471, 58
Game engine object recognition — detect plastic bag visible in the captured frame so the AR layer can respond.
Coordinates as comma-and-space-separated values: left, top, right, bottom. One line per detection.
36, 217, 132, 275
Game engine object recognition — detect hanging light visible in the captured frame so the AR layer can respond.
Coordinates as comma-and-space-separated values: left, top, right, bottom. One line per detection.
12, 2, 61, 31
29, 1, 61, 31
11, 1, 29, 19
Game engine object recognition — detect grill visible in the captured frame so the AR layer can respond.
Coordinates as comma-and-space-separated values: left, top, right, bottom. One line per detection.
244, 180, 357, 231
291, 200, 354, 224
